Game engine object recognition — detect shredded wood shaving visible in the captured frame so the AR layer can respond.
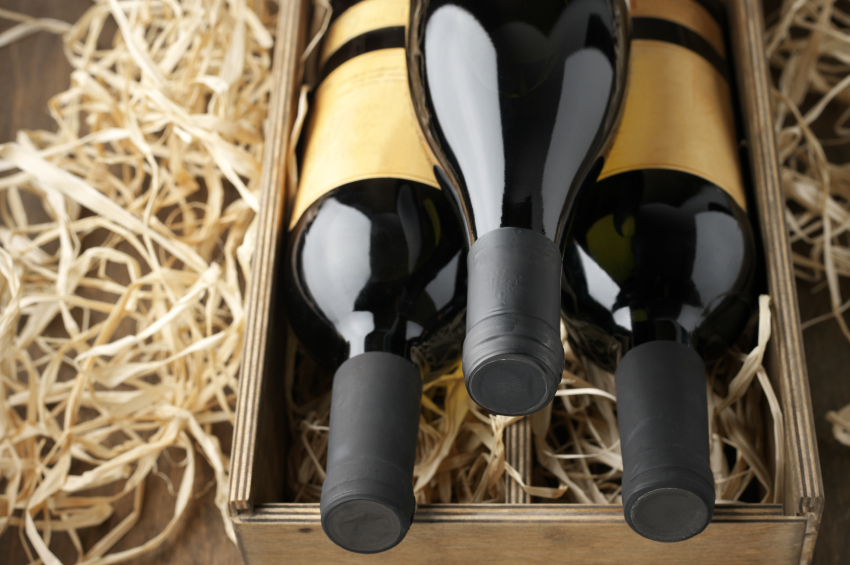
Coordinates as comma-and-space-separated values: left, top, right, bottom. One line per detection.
767, 0, 850, 446
0, 1, 277, 563
827, 404, 850, 446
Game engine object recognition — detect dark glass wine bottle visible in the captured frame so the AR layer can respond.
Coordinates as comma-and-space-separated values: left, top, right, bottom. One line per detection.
561, 0, 756, 543
408, 0, 629, 416
283, 0, 466, 553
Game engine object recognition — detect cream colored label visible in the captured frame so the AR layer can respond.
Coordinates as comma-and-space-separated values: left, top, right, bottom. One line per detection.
291, 49, 439, 227
319, 0, 409, 67
600, 40, 746, 210
631, 0, 725, 58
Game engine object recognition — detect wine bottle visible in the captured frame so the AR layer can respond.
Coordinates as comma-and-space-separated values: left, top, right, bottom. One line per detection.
408, 0, 629, 416
560, 0, 756, 542
283, 0, 466, 553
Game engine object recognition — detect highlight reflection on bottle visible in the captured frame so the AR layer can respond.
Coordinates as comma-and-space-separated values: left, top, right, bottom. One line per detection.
408, 0, 630, 417
561, 0, 756, 543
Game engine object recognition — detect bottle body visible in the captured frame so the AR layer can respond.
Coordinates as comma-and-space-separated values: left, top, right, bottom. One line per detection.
561, 0, 754, 374
283, 0, 466, 552
408, 0, 630, 415
561, 0, 756, 542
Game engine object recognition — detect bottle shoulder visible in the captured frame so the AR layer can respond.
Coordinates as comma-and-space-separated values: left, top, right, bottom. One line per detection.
285, 178, 467, 369
562, 169, 756, 365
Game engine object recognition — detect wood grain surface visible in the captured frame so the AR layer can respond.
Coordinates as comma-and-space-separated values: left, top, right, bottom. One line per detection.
1, 1, 849, 565
233, 504, 805, 565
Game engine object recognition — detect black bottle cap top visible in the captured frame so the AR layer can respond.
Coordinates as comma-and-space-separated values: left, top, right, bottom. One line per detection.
466, 352, 553, 416
320, 352, 421, 553
628, 487, 710, 542
323, 494, 406, 553
463, 227, 564, 416
615, 341, 715, 542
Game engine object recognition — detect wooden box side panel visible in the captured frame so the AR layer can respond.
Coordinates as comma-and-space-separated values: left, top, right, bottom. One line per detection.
725, 0, 824, 529
233, 505, 805, 565
228, 0, 310, 513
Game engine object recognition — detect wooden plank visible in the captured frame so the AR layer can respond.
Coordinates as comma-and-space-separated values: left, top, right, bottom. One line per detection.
247, 502, 786, 520
505, 418, 532, 504
234, 504, 804, 565
227, 0, 309, 513
725, 0, 824, 534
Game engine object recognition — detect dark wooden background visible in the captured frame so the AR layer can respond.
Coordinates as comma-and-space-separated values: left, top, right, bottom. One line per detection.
1, 1, 848, 563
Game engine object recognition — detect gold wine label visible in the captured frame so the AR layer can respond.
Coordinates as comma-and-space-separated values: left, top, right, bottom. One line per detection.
599, 40, 746, 210
631, 0, 726, 57
320, 0, 409, 67
290, 49, 439, 227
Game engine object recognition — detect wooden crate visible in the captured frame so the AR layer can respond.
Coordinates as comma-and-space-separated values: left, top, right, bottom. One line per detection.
227, 0, 824, 563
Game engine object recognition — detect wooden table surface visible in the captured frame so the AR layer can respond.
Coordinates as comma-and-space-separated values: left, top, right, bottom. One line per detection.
1, 1, 848, 564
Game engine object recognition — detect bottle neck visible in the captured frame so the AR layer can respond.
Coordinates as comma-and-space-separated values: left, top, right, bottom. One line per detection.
631, 317, 691, 349
343, 306, 413, 361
